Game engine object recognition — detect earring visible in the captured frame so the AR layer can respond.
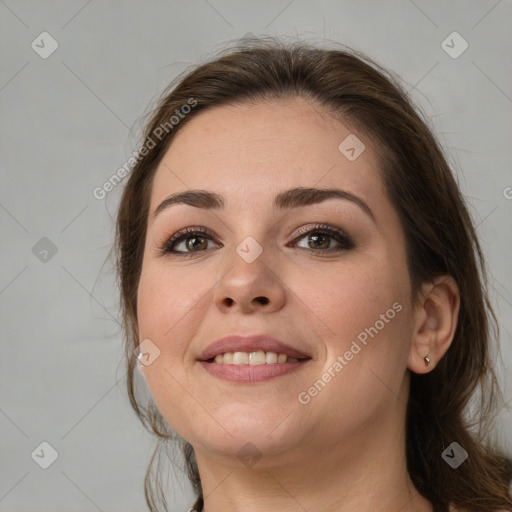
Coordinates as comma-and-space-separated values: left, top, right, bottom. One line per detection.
424, 355, 431, 366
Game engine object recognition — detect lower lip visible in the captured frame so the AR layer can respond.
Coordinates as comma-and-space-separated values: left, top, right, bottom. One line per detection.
198, 360, 309, 382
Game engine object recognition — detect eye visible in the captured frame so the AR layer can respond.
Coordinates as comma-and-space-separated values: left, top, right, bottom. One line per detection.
159, 227, 221, 257
158, 223, 355, 258
289, 224, 355, 254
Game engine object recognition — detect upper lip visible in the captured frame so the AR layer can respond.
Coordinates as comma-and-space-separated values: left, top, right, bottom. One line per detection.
197, 334, 312, 361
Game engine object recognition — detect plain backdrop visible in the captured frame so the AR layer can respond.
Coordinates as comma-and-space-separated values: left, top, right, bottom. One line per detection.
1, 1, 511, 511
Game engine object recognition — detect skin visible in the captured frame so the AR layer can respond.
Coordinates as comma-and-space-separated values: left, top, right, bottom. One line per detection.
136, 96, 460, 512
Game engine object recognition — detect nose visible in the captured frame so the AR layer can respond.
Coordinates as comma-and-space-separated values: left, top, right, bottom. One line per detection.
213, 247, 286, 314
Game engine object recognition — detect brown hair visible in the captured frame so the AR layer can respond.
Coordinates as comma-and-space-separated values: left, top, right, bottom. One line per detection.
114, 37, 512, 512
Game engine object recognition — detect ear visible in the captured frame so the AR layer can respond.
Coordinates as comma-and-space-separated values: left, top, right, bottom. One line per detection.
408, 275, 460, 374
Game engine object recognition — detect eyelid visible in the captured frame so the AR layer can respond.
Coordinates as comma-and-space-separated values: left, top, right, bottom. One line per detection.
292, 223, 350, 240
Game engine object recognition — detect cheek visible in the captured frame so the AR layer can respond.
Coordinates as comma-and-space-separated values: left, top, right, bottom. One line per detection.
292, 253, 412, 390
293, 256, 406, 340
296, 275, 410, 421
135, 261, 215, 436
137, 262, 209, 355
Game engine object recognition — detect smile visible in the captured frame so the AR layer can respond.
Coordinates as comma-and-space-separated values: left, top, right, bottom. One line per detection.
196, 334, 312, 382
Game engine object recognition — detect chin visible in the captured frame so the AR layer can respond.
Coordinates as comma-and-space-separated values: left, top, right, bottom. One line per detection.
183, 408, 304, 461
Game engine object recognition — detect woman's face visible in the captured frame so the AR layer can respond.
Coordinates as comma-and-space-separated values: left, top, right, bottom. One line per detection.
136, 97, 416, 465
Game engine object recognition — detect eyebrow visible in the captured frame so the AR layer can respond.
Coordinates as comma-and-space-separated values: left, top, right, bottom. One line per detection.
152, 187, 376, 223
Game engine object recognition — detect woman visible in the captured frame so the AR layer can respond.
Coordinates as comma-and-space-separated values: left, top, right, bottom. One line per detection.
114, 37, 512, 511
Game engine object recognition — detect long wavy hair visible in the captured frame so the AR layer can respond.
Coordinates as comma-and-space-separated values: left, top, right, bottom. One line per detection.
113, 37, 512, 512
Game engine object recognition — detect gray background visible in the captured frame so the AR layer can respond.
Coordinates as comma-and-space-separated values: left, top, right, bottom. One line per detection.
1, 1, 511, 511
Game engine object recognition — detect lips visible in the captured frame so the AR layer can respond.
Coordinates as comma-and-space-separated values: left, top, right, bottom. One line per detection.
197, 334, 312, 362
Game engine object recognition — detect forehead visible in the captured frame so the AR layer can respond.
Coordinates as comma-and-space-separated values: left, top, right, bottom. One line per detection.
149, 97, 386, 211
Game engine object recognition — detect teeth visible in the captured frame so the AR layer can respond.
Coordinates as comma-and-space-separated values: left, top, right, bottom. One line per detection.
265, 351, 278, 364
211, 351, 303, 365
233, 351, 249, 364
249, 350, 266, 365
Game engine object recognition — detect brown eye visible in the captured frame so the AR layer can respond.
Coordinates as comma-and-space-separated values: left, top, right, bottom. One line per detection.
305, 233, 331, 250
180, 236, 208, 252
160, 224, 354, 258
161, 227, 221, 256
291, 224, 355, 253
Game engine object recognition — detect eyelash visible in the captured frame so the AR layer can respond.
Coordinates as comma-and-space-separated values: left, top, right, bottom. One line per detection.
158, 223, 355, 258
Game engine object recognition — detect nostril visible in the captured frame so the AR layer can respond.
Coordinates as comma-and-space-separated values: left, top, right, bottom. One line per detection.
256, 296, 269, 305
